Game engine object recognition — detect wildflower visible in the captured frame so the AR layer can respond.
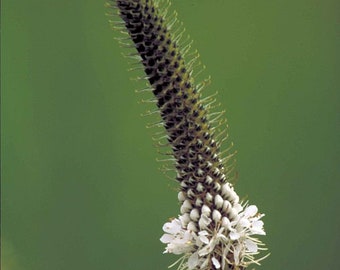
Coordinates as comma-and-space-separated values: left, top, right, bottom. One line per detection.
160, 203, 267, 269
109, 0, 268, 268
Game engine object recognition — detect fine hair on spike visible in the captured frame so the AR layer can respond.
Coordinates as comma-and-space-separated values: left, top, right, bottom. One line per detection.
107, 1, 268, 270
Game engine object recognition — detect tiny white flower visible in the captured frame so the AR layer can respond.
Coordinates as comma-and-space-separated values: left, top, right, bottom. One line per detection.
178, 191, 186, 202
214, 194, 224, 209
212, 209, 222, 223
222, 200, 231, 212
196, 182, 204, 192
187, 221, 197, 232
221, 183, 230, 196
181, 200, 192, 214
189, 208, 200, 221
205, 192, 213, 202
160, 217, 195, 255
197, 168, 204, 176
179, 213, 190, 227
201, 205, 211, 216
214, 182, 221, 191
205, 175, 213, 184
162, 219, 181, 234
198, 214, 211, 230
222, 217, 231, 230
195, 198, 203, 207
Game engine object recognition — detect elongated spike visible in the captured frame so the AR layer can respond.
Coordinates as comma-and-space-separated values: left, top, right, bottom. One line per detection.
108, 1, 267, 269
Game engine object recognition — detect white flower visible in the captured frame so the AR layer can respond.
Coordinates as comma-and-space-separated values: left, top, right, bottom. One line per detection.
161, 204, 267, 269
198, 214, 211, 230
160, 218, 194, 255
226, 204, 267, 267
197, 228, 227, 257
162, 218, 182, 235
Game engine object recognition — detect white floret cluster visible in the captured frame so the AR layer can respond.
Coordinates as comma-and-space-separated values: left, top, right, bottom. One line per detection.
160, 183, 267, 270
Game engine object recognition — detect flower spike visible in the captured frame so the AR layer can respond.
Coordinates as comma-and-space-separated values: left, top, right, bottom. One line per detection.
107, 0, 268, 269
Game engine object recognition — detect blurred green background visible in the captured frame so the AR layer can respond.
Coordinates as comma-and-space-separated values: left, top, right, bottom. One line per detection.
2, 0, 340, 269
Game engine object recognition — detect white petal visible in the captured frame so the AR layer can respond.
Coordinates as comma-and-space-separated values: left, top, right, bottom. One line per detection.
198, 230, 209, 236
160, 234, 173, 243
245, 239, 258, 253
239, 217, 250, 228
162, 222, 172, 233
171, 244, 186, 255
244, 205, 258, 217
163, 219, 181, 234
188, 252, 199, 269
229, 230, 240, 240
199, 234, 210, 244
251, 220, 266, 235
253, 220, 264, 228
212, 257, 221, 269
